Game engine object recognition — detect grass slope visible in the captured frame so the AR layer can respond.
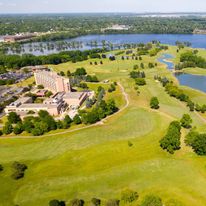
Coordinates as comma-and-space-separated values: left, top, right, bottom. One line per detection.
1, 48, 206, 206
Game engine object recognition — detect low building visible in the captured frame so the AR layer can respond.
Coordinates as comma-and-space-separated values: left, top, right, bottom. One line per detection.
5, 94, 67, 117
34, 71, 71, 93
63, 92, 88, 108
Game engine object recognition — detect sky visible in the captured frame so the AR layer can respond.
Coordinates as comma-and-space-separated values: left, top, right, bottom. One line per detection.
0, 0, 206, 14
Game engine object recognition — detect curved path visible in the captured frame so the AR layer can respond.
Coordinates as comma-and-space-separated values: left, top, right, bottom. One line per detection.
1, 82, 130, 139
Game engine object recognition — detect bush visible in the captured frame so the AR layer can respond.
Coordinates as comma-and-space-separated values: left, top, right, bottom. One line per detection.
13, 123, 24, 135
11, 161, 28, 180
140, 195, 163, 206
150, 97, 159, 109
7, 112, 21, 124
49, 199, 65, 206
2, 122, 13, 135
135, 78, 146, 86
106, 199, 120, 206
180, 114, 192, 129
73, 115, 82, 125
70, 199, 84, 206
121, 189, 138, 203
91, 198, 101, 206
0, 164, 3, 172
189, 133, 206, 155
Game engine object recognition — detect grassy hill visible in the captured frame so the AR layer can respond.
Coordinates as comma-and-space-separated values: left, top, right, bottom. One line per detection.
1, 47, 206, 206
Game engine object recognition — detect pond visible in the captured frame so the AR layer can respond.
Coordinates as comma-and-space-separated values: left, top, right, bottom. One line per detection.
158, 54, 206, 93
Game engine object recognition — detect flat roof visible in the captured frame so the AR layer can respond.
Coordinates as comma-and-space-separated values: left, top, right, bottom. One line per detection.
9, 97, 32, 106
64, 92, 85, 99
19, 103, 57, 109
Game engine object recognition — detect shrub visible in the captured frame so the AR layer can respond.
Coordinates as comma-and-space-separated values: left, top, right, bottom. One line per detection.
180, 114, 192, 129
13, 123, 24, 135
135, 78, 146, 86
128, 141, 133, 147
70, 199, 84, 206
150, 97, 160, 109
140, 195, 163, 206
91, 198, 101, 206
106, 199, 120, 206
121, 189, 138, 203
7, 112, 21, 124
189, 134, 206, 155
49, 199, 65, 206
0, 164, 3, 172
73, 115, 82, 125
11, 162, 28, 180
2, 122, 13, 135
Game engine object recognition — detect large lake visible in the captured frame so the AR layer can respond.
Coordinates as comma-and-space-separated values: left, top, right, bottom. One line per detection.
8, 34, 206, 56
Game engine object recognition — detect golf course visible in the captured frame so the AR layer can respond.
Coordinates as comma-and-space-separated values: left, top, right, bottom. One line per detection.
1, 45, 206, 206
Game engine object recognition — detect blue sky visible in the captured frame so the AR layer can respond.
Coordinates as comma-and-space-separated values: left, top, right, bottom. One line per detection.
0, 0, 205, 13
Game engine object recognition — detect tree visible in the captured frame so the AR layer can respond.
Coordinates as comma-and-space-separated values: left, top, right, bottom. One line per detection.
106, 199, 120, 206
11, 162, 28, 180
150, 97, 160, 109
185, 128, 199, 146
70, 199, 84, 206
180, 114, 192, 129
7, 112, 21, 124
140, 195, 163, 206
46, 91, 53, 97
0, 164, 3, 172
13, 123, 23, 135
73, 115, 82, 124
121, 189, 139, 203
37, 84, 44, 89
67, 70, 71, 77
160, 121, 181, 154
91, 198, 101, 206
2, 122, 13, 135
63, 115, 72, 129
59, 71, 65, 76
135, 78, 146, 86
74, 67, 87, 76
49, 200, 65, 206
188, 133, 206, 155
140, 63, 144, 69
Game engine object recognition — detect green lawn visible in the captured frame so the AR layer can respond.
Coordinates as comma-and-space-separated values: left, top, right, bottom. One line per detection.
1, 48, 206, 206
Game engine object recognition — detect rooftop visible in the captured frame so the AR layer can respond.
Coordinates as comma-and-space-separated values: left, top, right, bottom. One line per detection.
64, 92, 85, 100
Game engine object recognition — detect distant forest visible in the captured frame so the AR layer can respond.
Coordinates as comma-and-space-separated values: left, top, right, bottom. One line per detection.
1, 14, 206, 40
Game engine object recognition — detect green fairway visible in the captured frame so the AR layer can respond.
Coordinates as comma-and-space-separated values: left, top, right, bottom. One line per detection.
2, 46, 206, 206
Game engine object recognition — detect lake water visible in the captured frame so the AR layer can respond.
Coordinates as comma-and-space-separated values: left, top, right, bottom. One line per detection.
73, 34, 206, 48
8, 34, 206, 56
158, 54, 206, 93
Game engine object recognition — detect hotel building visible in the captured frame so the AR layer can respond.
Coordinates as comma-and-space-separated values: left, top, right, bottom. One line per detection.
34, 71, 71, 93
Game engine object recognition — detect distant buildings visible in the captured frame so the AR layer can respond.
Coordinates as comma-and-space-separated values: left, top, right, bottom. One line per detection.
193, 28, 206, 34
4, 34, 37, 43
34, 71, 71, 93
102, 24, 130, 32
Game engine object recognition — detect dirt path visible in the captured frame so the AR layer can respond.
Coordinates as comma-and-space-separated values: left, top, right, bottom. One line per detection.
1, 82, 130, 139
